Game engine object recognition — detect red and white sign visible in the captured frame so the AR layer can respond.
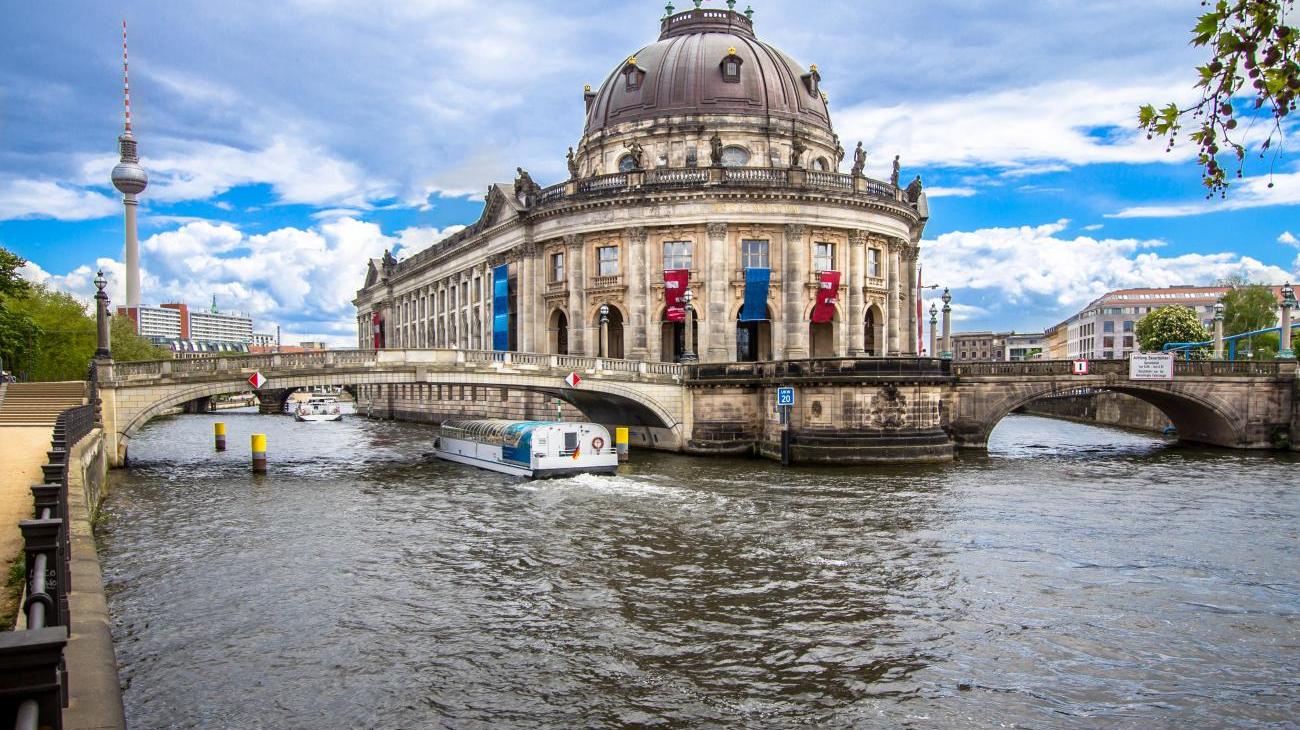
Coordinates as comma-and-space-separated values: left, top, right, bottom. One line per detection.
811, 270, 841, 323
1072, 359, 1089, 375
664, 269, 688, 322
564, 371, 581, 388
248, 371, 267, 389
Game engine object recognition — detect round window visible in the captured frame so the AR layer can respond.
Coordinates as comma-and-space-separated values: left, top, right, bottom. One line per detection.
720, 146, 750, 167
618, 155, 638, 173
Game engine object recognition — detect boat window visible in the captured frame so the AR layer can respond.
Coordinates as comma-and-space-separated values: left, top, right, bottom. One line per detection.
564, 432, 578, 452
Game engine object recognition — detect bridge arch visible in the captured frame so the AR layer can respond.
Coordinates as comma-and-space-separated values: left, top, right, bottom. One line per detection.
957, 381, 1246, 449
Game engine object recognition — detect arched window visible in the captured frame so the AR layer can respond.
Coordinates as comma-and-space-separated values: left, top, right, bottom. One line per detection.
719, 48, 744, 83
813, 157, 829, 171
618, 154, 638, 173
623, 56, 645, 91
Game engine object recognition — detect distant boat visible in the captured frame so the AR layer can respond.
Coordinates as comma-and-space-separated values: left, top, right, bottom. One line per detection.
294, 395, 343, 422
434, 419, 617, 478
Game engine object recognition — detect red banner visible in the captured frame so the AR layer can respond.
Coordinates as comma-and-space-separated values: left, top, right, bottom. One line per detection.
664, 269, 689, 322
811, 270, 840, 323
371, 311, 384, 349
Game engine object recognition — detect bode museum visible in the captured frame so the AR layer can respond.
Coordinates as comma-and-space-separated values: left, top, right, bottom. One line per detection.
352, 3, 945, 460
355, 4, 929, 364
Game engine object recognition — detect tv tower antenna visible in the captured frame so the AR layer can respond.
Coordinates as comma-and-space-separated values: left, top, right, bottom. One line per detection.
111, 20, 148, 311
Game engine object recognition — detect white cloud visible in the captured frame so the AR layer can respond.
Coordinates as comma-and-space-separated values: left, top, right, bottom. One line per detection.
1109, 170, 1300, 218
925, 186, 976, 198
1279, 231, 1298, 247
33, 219, 467, 347
1082, 224, 1104, 231
0, 180, 119, 221
79, 137, 396, 208
842, 78, 1195, 178
923, 219, 1294, 318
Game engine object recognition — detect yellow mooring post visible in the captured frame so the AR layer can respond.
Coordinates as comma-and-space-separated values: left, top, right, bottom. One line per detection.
615, 427, 629, 462
214, 422, 227, 451
251, 433, 267, 473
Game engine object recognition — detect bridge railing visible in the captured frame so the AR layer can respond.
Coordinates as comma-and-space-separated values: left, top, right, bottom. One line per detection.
1, 404, 95, 729
953, 358, 1290, 378
689, 357, 952, 381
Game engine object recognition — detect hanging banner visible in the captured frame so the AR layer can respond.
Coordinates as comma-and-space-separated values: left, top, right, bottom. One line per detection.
492, 263, 510, 351
916, 264, 924, 354
740, 267, 770, 321
371, 311, 383, 349
811, 270, 840, 323
664, 269, 689, 322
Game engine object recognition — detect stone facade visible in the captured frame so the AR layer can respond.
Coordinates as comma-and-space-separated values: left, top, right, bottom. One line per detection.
353, 8, 928, 366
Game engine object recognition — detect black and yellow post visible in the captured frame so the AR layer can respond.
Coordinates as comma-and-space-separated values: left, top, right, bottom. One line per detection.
251, 433, 267, 473
214, 422, 226, 451
615, 427, 629, 462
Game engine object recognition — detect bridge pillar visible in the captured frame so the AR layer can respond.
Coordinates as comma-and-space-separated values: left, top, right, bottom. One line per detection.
254, 388, 291, 415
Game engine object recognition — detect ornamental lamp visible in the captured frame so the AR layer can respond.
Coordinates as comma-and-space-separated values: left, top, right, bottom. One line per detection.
1214, 301, 1225, 320
1282, 282, 1296, 308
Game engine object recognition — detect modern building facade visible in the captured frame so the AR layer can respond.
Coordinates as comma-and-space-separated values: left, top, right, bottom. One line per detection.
1063, 285, 1289, 360
117, 301, 254, 353
354, 6, 928, 363
189, 309, 254, 343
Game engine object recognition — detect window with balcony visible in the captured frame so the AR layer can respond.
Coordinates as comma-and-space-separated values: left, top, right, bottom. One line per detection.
813, 242, 835, 272
685, 145, 698, 168
597, 246, 619, 276
663, 241, 692, 270
741, 239, 769, 269
868, 248, 881, 277
550, 252, 564, 282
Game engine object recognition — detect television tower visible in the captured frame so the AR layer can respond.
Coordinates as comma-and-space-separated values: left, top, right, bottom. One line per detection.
110, 20, 147, 310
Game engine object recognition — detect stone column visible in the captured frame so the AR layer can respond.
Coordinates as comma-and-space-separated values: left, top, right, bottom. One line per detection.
847, 230, 866, 356
783, 223, 809, 359
904, 245, 919, 355
1279, 287, 1293, 357
929, 305, 938, 357
566, 234, 586, 355
886, 240, 901, 355
626, 226, 649, 359
705, 223, 730, 362
518, 250, 534, 353
941, 288, 953, 358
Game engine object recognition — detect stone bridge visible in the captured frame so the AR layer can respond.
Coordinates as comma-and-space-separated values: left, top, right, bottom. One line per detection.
94, 349, 688, 466
94, 350, 1298, 466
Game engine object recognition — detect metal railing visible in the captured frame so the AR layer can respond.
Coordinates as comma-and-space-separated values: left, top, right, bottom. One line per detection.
2, 404, 93, 729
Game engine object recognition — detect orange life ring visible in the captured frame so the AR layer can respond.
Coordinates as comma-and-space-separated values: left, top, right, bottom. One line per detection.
592, 437, 605, 451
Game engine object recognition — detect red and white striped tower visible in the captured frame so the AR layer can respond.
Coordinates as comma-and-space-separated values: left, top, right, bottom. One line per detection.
110, 20, 148, 312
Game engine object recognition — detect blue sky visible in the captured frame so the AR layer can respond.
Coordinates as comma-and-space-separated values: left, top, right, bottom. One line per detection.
2, 0, 1297, 344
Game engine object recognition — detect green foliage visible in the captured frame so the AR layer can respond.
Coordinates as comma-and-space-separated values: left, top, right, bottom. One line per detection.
109, 315, 171, 361
0, 247, 30, 301
1138, 0, 1297, 194
1136, 305, 1212, 353
7, 285, 95, 381
1221, 283, 1278, 334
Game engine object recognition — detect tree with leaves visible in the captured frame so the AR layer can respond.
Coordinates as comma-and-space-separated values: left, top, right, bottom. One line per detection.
1221, 283, 1279, 357
1136, 305, 1212, 354
0, 246, 38, 379
109, 315, 171, 362
1139, 0, 1297, 195
6, 286, 96, 382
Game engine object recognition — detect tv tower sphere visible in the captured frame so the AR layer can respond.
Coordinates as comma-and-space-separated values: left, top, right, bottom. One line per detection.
111, 133, 149, 195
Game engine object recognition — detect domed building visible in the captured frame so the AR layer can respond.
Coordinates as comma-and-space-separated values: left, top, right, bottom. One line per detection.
355, 4, 928, 365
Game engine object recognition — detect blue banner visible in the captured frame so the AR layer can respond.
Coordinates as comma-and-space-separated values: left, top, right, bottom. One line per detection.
740, 267, 770, 321
492, 263, 510, 351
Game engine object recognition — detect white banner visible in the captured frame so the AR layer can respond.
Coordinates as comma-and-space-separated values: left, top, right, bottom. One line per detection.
1129, 352, 1175, 381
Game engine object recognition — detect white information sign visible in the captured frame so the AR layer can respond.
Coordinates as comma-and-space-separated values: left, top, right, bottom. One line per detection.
1129, 352, 1175, 381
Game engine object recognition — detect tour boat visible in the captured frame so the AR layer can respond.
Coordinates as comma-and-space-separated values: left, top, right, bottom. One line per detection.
294, 394, 343, 422
433, 419, 618, 478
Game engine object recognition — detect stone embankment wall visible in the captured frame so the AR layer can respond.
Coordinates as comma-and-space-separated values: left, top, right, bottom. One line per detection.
65, 429, 127, 729
1018, 392, 1172, 433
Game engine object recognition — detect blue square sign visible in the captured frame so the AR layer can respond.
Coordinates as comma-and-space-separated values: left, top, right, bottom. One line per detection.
776, 387, 795, 407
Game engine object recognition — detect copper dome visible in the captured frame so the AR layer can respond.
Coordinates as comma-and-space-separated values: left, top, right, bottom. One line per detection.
583, 9, 832, 137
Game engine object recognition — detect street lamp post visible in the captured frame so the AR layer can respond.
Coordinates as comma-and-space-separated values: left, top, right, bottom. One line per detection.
599, 303, 609, 358
94, 270, 112, 360
928, 303, 938, 358
1280, 282, 1296, 359
681, 289, 698, 363
940, 288, 953, 359
1213, 301, 1225, 360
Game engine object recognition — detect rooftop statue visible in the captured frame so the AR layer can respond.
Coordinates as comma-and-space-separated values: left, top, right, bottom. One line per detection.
906, 175, 923, 203
514, 167, 541, 202
709, 132, 724, 166
891, 155, 901, 187
833, 135, 845, 169
566, 147, 580, 179
850, 141, 866, 177
624, 140, 645, 170
791, 136, 806, 169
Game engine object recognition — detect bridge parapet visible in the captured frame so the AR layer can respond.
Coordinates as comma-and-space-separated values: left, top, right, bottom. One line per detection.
952, 359, 1294, 378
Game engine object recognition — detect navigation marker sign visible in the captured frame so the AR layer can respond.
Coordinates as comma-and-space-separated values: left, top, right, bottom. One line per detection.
1072, 360, 1089, 376
248, 371, 267, 389
564, 371, 582, 388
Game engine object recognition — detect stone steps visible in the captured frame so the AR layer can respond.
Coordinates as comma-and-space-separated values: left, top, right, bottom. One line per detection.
0, 382, 86, 427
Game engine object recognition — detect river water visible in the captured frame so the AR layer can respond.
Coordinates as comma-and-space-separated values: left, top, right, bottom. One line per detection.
98, 410, 1299, 728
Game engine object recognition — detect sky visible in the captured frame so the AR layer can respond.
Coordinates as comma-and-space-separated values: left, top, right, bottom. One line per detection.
1, 0, 1298, 345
